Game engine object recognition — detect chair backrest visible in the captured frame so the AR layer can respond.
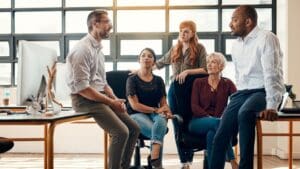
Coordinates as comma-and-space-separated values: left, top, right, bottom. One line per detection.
106, 70, 130, 99
173, 73, 208, 150
174, 73, 208, 130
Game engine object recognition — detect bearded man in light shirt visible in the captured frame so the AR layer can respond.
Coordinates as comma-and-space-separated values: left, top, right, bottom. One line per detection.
210, 5, 285, 169
66, 10, 140, 169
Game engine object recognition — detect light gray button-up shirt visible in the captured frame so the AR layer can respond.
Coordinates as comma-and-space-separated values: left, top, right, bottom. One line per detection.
232, 26, 285, 109
66, 34, 107, 94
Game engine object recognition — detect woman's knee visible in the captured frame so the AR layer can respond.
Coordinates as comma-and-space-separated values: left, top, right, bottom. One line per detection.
154, 116, 167, 127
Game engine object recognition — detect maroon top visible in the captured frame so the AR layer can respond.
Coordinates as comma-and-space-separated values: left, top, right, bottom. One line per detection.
191, 77, 237, 118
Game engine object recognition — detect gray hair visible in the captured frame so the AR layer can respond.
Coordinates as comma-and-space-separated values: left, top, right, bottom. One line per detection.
206, 52, 227, 70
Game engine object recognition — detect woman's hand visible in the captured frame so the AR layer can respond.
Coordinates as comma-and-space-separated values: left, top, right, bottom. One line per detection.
157, 105, 173, 119
175, 70, 189, 84
129, 69, 139, 75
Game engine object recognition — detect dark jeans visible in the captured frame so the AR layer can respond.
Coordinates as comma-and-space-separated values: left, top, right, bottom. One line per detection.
189, 117, 235, 168
168, 82, 194, 163
210, 89, 266, 169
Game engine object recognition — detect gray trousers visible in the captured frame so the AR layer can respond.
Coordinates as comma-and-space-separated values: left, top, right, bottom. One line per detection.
71, 94, 140, 169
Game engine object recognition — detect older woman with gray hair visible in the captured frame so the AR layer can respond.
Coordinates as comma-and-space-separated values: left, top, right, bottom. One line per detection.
189, 52, 238, 169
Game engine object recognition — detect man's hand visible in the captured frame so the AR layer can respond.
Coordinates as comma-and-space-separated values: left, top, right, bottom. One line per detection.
259, 109, 278, 121
110, 99, 126, 113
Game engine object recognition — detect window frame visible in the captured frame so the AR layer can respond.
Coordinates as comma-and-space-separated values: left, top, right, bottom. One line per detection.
0, 0, 277, 86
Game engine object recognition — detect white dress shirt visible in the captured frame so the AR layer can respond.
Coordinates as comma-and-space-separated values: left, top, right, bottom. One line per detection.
231, 26, 285, 110
66, 34, 107, 94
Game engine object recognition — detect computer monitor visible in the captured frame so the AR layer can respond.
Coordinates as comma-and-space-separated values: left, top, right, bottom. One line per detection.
16, 40, 58, 106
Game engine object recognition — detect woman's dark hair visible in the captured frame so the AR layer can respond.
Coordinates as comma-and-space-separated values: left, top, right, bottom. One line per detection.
138, 48, 157, 62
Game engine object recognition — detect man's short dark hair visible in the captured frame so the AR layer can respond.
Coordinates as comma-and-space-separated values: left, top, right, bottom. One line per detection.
239, 5, 258, 25
87, 10, 108, 32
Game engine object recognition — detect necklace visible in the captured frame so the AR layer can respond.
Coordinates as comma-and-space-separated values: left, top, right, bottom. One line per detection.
208, 77, 220, 92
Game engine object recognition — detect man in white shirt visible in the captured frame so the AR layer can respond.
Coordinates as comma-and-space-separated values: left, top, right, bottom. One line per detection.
66, 10, 140, 169
210, 5, 285, 169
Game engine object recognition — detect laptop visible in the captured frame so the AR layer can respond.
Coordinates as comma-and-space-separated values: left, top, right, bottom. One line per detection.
279, 92, 300, 114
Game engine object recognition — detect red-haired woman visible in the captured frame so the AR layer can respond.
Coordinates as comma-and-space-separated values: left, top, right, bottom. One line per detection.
155, 20, 207, 169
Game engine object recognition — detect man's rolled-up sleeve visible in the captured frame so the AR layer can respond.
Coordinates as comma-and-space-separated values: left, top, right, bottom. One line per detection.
70, 50, 91, 93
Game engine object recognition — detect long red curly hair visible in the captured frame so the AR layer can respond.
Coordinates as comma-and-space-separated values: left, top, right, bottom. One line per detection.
171, 20, 199, 65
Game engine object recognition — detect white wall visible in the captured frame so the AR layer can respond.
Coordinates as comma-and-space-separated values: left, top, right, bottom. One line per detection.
286, 0, 300, 97
275, 0, 300, 159
0, 120, 178, 154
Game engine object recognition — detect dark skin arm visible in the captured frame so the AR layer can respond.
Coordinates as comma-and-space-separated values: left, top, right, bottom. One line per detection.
259, 109, 278, 121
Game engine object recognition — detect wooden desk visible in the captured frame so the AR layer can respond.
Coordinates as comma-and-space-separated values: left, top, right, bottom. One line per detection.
0, 111, 91, 169
256, 112, 300, 169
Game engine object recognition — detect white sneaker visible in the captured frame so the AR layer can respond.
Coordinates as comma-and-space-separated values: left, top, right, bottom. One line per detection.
181, 163, 190, 169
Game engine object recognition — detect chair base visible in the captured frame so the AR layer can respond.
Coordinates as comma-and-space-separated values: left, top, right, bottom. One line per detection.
203, 154, 209, 169
129, 166, 151, 169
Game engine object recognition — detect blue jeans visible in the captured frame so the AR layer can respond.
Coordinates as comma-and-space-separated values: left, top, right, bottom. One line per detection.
130, 113, 168, 161
189, 117, 235, 168
210, 89, 266, 169
168, 82, 194, 163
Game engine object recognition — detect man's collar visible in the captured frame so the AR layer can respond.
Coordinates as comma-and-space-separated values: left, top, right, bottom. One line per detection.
238, 26, 260, 42
87, 33, 103, 49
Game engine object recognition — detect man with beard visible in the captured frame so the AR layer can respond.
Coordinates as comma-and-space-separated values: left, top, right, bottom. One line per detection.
210, 5, 285, 169
66, 10, 140, 169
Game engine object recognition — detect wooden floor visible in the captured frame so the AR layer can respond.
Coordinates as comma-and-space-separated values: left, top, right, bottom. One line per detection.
0, 153, 299, 169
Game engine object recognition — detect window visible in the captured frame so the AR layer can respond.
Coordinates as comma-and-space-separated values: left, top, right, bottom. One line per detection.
117, 0, 164, 6
170, 9, 218, 32
65, 0, 112, 7
0, 42, 9, 57
0, 0, 276, 87
15, 12, 62, 34
222, 8, 272, 32
0, 0, 11, 8
0, 12, 11, 33
222, 0, 272, 5
65, 11, 113, 33
117, 10, 165, 32
0, 63, 11, 85
15, 0, 61, 8
120, 40, 162, 56
69, 40, 110, 56
169, 0, 218, 6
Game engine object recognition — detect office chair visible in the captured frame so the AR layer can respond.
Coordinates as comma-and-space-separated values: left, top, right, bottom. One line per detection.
106, 70, 152, 169
0, 137, 14, 154
172, 73, 238, 169
172, 74, 208, 168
